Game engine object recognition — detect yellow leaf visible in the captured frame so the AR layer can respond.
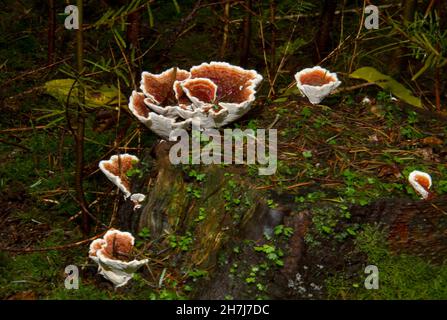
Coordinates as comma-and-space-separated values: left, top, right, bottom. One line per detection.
349, 67, 422, 108
44, 79, 126, 107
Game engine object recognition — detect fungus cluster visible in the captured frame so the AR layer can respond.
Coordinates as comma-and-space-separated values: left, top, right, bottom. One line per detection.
128, 62, 263, 138
89, 229, 148, 287
294, 66, 341, 105
90, 64, 345, 287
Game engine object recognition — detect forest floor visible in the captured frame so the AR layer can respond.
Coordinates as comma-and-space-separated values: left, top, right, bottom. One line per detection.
3, 0, 447, 300
2, 79, 447, 299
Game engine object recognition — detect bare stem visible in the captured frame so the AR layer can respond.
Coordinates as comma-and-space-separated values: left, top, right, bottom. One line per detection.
220, 1, 230, 59
75, 0, 90, 235
47, 0, 56, 64
435, 67, 441, 111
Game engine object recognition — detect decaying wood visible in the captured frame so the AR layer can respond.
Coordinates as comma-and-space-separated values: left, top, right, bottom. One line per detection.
134, 140, 264, 269
116, 142, 447, 298
351, 195, 447, 263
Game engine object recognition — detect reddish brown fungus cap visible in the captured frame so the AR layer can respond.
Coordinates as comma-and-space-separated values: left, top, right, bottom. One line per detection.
299, 69, 335, 86
190, 62, 260, 104
181, 78, 217, 105
99, 154, 139, 198
141, 68, 191, 105
102, 229, 134, 261
130, 91, 150, 118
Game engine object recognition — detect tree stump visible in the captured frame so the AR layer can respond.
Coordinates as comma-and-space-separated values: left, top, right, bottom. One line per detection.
117, 141, 447, 298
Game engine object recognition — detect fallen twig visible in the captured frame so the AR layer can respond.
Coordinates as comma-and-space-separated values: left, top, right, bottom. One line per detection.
0, 232, 106, 253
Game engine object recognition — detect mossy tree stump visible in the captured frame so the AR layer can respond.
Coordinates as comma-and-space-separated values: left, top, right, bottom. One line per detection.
117, 141, 447, 299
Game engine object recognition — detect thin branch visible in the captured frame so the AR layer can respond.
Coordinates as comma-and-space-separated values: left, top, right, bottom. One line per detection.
0, 138, 31, 152
75, 0, 90, 235
219, 1, 231, 59
1, 58, 71, 86
348, 0, 367, 74
0, 232, 106, 253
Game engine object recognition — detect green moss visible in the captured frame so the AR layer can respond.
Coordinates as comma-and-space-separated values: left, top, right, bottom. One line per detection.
46, 284, 113, 300
326, 224, 447, 299
0, 251, 62, 298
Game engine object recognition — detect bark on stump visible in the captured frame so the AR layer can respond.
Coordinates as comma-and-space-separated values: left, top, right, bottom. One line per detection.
117, 142, 447, 298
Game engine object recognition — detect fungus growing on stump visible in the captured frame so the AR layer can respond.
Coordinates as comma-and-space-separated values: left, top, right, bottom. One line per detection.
294, 66, 341, 104
181, 78, 218, 108
140, 67, 191, 105
128, 62, 263, 139
408, 170, 432, 200
190, 62, 262, 124
99, 153, 139, 199
190, 62, 262, 103
89, 229, 148, 288
130, 193, 146, 210
129, 90, 191, 138
98, 154, 146, 209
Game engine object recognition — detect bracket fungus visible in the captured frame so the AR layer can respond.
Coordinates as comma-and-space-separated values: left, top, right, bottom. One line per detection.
128, 62, 263, 139
140, 67, 191, 105
130, 193, 146, 210
98, 154, 146, 208
408, 170, 432, 200
181, 78, 218, 108
294, 66, 341, 105
99, 153, 138, 199
89, 229, 148, 288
